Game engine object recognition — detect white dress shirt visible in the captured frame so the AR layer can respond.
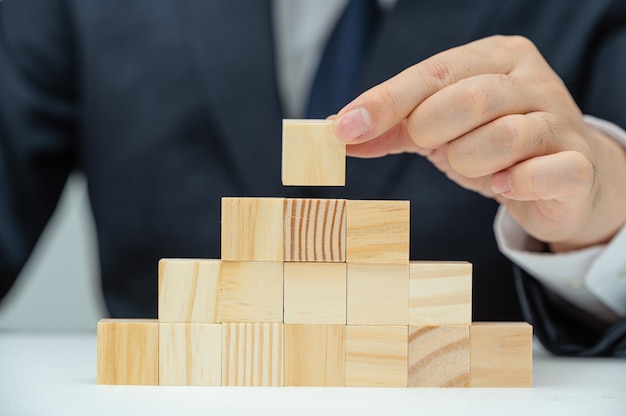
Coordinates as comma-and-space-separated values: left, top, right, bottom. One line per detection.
272, 0, 626, 323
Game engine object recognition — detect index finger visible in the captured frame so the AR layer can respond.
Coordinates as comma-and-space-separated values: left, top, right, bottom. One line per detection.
332, 35, 526, 144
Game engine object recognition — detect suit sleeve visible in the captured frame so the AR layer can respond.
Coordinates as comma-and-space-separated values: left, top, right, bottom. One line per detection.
515, 267, 626, 357
0, 0, 77, 302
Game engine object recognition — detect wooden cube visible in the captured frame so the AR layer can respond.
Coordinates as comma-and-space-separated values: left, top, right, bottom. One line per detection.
408, 326, 470, 387
158, 259, 221, 323
284, 198, 346, 262
346, 200, 410, 264
159, 323, 221, 386
345, 326, 408, 387
284, 262, 347, 324
409, 262, 472, 326
220, 261, 283, 323
470, 322, 533, 387
284, 324, 345, 386
282, 119, 346, 186
97, 319, 159, 385
347, 263, 409, 325
222, 323, 283, 386
221, 197, 284, 261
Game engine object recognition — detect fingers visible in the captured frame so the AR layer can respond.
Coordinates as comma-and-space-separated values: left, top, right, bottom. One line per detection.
492, 150, 596, 245
345, 120, 432, 158
445, 113, 557, 178
332, 36, 535, 145
408, 73, 545, 149
344, 76, 549, 159
492, 150, 595, 202
330, 34, 613, 251
426, 145, 496, 198
428, 142, 595, 205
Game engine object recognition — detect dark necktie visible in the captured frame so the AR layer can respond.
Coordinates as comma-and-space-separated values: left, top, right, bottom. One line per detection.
306, 0, 382, 119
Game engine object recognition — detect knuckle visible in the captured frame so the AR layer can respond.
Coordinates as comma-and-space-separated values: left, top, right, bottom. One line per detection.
406, 112, 432, 148
492, 116, 524, 151
446, 141, 476, 177
421, 59, 457, 90
371, 87, 403, 120
454, 78, 499, 120
515, 167, 544, 198
557, 151, 595, 198
538, 77, 569, 104
533, 116, 563, 150
498, 35, 537, 55
511, 151, 594, 200
569, 151, 595, 184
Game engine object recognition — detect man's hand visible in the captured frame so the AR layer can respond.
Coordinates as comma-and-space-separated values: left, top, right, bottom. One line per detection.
332, 35, 626, 252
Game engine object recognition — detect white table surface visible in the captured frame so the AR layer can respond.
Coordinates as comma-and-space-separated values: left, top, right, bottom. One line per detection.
0, 332, 624, 416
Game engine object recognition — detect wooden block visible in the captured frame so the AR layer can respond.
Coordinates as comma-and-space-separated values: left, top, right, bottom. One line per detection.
221, 197, 284, 261
284, 324, 345, 386
220, 261, 283, 323
284, 198, 346, 262
222, 323, 283, 386
408, 326, 470, 387
282, 119, 346, 186
97, 319, 159, 385
158, 259, 221, 323
159, 323, 221, 386
470, 322, 533, 387
347, 263, 409, 325
409, 261, 472, 326
346, 200, 410, 263
284, 262, 347, 324
345, 326, 408, 387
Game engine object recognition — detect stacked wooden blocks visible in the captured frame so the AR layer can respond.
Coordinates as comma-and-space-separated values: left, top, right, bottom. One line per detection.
97, 120, 532, 387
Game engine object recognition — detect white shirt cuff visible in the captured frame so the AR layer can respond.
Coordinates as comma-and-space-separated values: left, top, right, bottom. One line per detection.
494, 115, 626, 324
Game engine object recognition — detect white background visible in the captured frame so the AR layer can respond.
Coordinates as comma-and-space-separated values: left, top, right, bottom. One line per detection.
0, 174, 105, 331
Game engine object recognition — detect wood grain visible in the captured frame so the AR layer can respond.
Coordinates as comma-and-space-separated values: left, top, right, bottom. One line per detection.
470, 322, 533, 387
220, 261, 284, 323
408, 326, 470, 387
221, 197, 284, 261
409, 261, 472, 326
284, 324, 346, 386
347, 263, 409, 325
158, 259, 221, 323
346, 200, 410, 263
284, 198, 346, 262
345, 325, 408, 387
284, 262, 347, 324
97, 319, 159, 385
222, 323, 283, 386
282, 119, 346, 186
159, 323, 222, 386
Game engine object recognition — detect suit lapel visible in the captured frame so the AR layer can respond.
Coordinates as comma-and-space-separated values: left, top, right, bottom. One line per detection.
179, 0, 284, 195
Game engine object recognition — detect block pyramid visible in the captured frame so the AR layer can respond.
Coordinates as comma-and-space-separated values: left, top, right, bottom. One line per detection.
97, 120, 532, 387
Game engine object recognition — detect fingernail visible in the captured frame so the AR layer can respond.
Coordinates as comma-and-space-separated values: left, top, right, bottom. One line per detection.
333, 107, 370, 143
491, 171, 511, 194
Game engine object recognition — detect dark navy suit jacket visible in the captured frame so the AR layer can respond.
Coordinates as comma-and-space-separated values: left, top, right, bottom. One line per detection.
1, 0, 625, 355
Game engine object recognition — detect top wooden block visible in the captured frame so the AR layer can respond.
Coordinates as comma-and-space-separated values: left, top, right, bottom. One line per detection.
282, 120, 346, 186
